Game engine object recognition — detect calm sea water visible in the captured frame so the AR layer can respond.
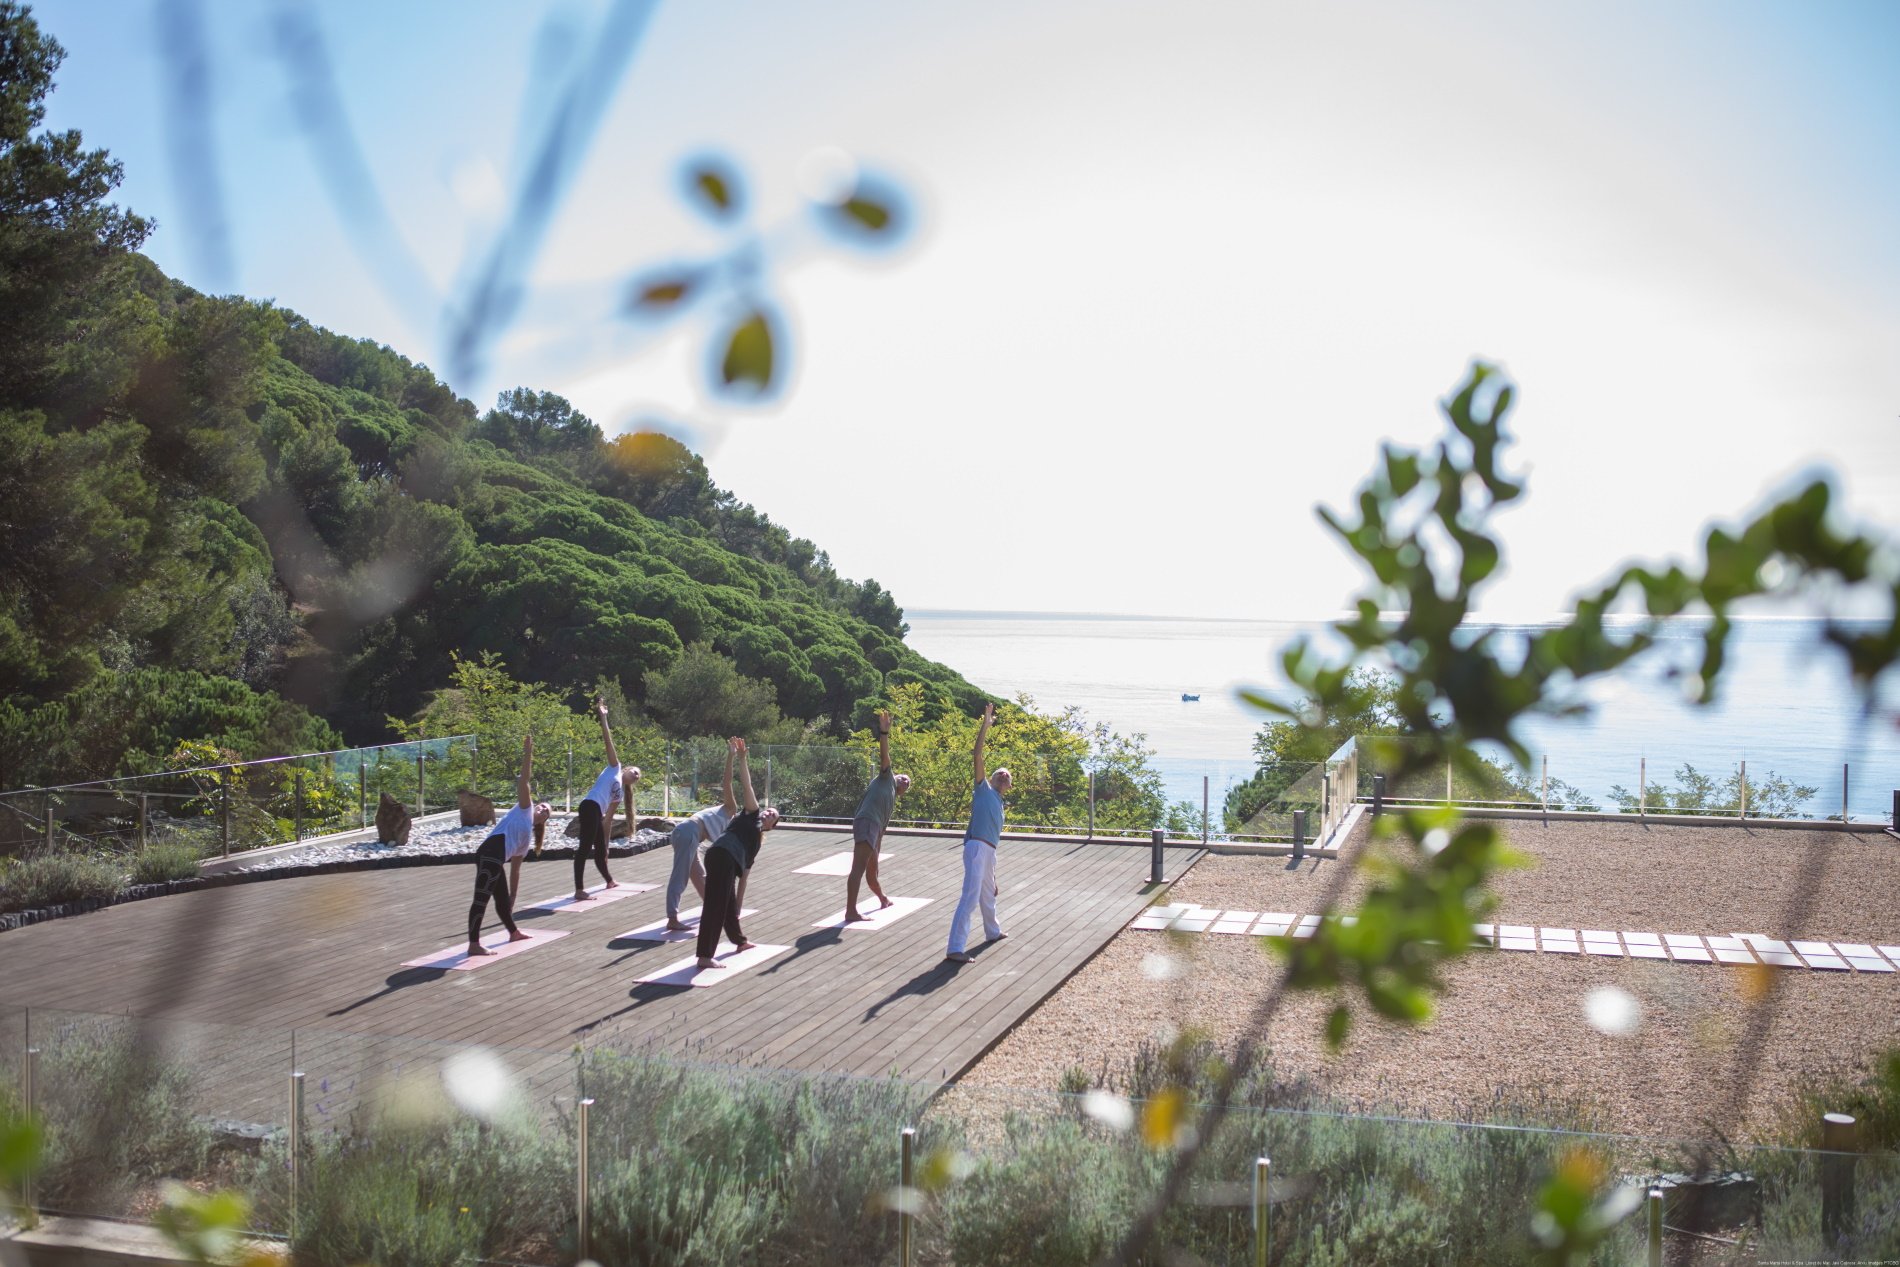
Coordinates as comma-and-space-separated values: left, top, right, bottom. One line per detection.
905, 612, 1900, 821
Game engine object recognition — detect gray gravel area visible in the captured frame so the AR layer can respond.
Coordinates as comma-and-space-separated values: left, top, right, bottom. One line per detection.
229, 818, 670, 872
961, 816, 1900, 1139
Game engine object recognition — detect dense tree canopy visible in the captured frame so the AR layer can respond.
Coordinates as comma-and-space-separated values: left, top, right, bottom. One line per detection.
0, 1, 981, 787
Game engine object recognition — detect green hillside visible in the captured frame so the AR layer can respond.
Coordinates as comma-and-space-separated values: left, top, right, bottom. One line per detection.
0, 5, 982, 786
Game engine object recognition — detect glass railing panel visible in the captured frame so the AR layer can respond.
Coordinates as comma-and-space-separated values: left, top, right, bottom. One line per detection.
21, 1008, 291, 1228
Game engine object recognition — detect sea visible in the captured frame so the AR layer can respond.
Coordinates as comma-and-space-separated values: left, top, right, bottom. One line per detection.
904, 612, 1900, 822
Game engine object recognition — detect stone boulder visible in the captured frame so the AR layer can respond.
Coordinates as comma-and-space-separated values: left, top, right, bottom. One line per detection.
458, 791, 495, 827
375, 793, 412, 846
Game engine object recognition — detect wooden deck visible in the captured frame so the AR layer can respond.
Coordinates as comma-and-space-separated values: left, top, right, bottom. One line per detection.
0, 831, 1199, 1125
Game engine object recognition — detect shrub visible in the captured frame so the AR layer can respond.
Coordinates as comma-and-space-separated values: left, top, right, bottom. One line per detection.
128, 841, 201, 886
272, 1117, 567, 1267
0, 853, 123, 913
27, 1016, 211, 1215
580, 1048, 941, 1267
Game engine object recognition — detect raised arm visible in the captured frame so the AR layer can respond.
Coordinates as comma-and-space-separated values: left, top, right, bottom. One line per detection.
736, 739, 760, 814
517, 734, 533, 808
596, 696, 620, 769
721, 737, 740, 816
972, 703, 994, 784
875, 709, 892, 773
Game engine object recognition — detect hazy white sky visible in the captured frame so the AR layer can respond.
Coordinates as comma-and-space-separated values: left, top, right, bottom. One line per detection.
33, 0, 1900, 620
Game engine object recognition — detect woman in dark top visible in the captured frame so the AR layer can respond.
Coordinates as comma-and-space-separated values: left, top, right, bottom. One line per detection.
696, 736, 780, 969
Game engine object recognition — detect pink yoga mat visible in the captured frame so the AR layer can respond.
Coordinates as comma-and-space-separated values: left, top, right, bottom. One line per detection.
811, 895, 932, 930
618, 908, 758, 942
516, 883, 656, 914
634, 943, 789, 987
402, 928, 570, 971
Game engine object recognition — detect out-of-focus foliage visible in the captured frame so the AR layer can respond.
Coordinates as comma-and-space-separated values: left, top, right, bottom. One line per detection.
0, 2, 977, 789
1107, 361, 1900, 1267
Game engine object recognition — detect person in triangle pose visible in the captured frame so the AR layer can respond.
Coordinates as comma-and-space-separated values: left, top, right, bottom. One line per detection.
468, 734, 550, 957
844, 709, 910, 923
945, 703, 1010, 963
574, 696, 639, 903
696, 737, 781, 969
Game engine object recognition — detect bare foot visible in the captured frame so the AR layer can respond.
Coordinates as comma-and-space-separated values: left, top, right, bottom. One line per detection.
736, 941, 758, 952
507, 929, 532, 943
696, 957, 727, 970
572, 891, 591, 903
605, 878, 620, 890
877, 895, 894, 910
665, 918, 691, 932
467, 944, 494, 957
944, 952, 974, 963
987, 931, 1009, 942
845, 910, 869, 923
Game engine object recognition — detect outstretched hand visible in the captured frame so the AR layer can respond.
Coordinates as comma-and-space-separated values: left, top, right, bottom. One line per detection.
729, 736, 746, 754
875, 709, 891, 737
595, 696, 609, 720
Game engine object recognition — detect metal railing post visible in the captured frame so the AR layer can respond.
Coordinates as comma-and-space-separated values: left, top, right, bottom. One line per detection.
1445, 755, 1452, 803
1540, 756, 1548, 814
1292, 809, 1307, 862
43, 791, 53, 850
294, 768, 305, 842
691, 748, 700, 802
415, 754, 426, 816
662, 744, 671, 816
1739, 759, 1748, 821
577, 1097, 594, 1261
221, 770, 232, 858
1150, 828, 1164, 885
1646, 1187, 1662, 1267
1372, 773, 1385, 817
289, 1070, 304, 1231
1821, 1112, 1858, 1243
1639, 757, 1646, 818
23, 1045, 38, 1216
565, 745, 574, 813
1841, 763, 1849, 824
766, 755, 774, 806
899, 1126, 916, 1267
1201, 775, 1209, 845
1086, 771, 1095, 841
1253, 1156, 1269, 1267
359, 757, 368, 829
137, 792, 149, 851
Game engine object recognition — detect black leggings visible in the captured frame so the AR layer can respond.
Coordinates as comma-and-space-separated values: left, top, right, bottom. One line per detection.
696, 848, 747, 960
574, 799, 613, 891
469, 835, 519, 945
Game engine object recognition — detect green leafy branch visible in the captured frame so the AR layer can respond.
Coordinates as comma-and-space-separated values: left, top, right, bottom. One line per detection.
1101, 362, 1900, 1267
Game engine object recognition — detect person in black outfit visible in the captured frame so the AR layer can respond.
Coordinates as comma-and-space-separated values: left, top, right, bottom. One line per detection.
696, 736, 780, 969
469, 734, 551, 957
572, 696, 640, 902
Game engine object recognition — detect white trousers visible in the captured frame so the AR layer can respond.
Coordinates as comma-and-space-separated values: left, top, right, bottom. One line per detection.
946, 838, 1002, 954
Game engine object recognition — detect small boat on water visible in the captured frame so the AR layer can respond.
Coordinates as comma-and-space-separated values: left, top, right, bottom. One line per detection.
1181, 692, 1200, 702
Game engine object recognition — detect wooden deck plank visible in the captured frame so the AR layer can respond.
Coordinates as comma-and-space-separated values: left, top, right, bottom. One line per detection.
0, 833, 1197, 1115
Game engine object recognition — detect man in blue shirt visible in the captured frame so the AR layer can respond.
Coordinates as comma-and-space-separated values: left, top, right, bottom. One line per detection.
946, 703, 1011, 963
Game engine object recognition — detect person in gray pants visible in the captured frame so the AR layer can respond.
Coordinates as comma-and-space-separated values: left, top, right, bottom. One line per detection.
845, 709, 909, 922
664, 742, 737, 933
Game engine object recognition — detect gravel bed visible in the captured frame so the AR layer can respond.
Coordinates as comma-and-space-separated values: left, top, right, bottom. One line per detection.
961, 817, 1900, 1139
229, 818, 671, 873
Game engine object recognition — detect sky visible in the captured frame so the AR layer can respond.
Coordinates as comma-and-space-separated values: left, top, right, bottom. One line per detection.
28, 0, 1900, 621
